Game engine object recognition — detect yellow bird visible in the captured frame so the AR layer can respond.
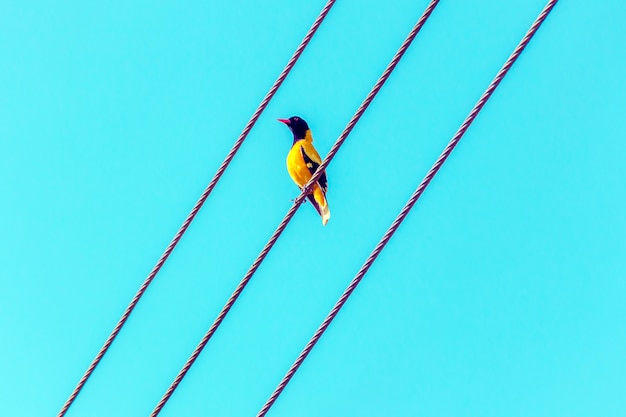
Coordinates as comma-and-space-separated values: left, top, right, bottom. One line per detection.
278, 116, 330, 226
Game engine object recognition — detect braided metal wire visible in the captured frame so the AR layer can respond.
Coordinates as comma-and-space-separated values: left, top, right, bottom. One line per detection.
150, 1, 440, 415
257, 1, 559, 415
56, 2, 336, 416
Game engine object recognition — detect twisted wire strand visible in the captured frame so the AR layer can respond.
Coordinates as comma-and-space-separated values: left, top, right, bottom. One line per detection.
151, 2, 440, 415
56, 2, 336, 416
257, 1, 559, 415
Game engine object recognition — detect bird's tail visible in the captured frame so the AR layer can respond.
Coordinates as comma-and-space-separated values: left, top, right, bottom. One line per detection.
307, 184, 330, 226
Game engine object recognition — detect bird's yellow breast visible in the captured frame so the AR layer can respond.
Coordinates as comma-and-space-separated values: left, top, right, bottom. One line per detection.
287, 133, 322, 184
286, 140, 313, 188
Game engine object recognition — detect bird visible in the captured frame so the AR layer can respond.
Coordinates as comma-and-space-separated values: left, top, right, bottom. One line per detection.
278, 116, 330, 226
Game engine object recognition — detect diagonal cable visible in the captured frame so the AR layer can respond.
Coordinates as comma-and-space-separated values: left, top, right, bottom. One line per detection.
257, 0, 560, 415
150, 1, 440, 415
56, 2, 336, 416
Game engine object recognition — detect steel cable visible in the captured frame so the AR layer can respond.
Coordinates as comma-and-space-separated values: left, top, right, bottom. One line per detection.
257, 0, 559, 415
56, 2, 336, 416
151, 1, 440, 415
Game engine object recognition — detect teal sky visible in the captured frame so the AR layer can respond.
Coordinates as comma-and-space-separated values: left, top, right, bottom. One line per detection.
2, 1, 625, 416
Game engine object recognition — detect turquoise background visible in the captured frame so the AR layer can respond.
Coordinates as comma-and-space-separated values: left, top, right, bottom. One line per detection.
1, 1, 625, 416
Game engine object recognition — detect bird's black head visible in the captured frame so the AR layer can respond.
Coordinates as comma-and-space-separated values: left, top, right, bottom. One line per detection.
277, 116, 310, 141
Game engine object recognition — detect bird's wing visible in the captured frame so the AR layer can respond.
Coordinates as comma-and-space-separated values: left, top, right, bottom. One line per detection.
300, 144, 328, 194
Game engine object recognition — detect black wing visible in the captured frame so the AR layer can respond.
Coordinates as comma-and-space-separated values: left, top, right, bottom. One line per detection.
300, 145, 328, 193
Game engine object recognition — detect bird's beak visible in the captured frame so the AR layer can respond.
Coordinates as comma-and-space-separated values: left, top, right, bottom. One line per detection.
277, 118, 291, 126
